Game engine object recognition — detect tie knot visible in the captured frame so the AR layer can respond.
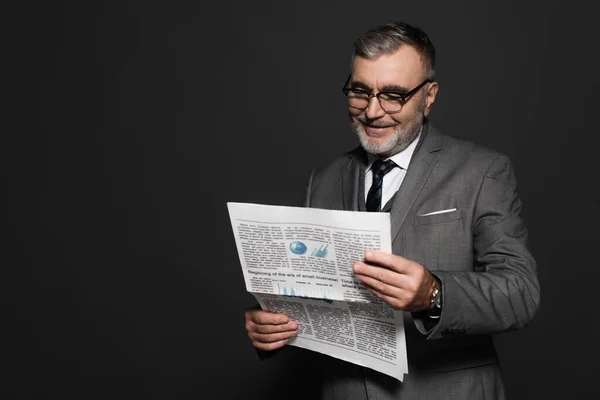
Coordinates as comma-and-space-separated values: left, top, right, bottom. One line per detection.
371, 159, 396, 177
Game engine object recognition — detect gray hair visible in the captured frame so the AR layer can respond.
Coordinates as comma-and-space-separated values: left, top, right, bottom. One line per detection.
351, 21, 436, 80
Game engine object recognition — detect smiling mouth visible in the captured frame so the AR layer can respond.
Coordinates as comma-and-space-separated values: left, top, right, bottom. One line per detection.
357, 118, 396, 128
362, 123, 395, 137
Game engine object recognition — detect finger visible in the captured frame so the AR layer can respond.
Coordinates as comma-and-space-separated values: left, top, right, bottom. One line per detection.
365, 287, 409, 310
354, 273, 403, 299
353, 261, 408, 288
252, 338, 291, 352
246, 309, 290, 325
364, 283, 429, 312
248, 320, 298, 335
364, 250, 410, 273
250, 329, 298, 344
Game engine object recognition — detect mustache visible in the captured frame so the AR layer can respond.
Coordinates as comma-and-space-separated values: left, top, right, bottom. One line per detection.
355, 117, 397, 128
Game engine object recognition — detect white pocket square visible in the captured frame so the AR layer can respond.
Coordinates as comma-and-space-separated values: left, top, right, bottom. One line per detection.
419, 208, 457, 217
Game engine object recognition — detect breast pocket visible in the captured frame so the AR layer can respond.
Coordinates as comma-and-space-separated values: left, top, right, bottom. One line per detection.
413, 209, 462, 226
404, 209, 468, 271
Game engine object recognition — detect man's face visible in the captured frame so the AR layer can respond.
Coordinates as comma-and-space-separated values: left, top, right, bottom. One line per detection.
349, 46, 438, 157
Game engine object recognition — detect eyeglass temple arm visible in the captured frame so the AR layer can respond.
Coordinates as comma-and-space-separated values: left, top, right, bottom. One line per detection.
342, 74, 352, 92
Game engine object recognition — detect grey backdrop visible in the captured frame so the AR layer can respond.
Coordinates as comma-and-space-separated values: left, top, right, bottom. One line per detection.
6, 0, 599, 398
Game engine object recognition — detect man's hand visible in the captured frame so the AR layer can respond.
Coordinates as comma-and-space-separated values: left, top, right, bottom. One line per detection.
353, 250, 437, 312
245, 307, 298, 351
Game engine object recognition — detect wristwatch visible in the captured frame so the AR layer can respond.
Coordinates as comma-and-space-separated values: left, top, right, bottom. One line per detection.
428, 280, 442, 319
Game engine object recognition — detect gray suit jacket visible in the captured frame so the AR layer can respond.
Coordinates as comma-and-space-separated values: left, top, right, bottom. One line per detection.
304, 121, 540, 399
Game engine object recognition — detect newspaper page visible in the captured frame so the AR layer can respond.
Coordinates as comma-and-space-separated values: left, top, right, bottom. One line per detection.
227, 202, 408, 381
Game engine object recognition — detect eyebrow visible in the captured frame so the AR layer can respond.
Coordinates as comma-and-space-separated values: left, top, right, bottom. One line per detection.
380, 84, 411, 93
350, 80, 410, 94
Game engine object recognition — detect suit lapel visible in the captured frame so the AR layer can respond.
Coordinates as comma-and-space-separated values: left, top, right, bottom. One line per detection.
342, 147, 368, 211
389, 123, 443, 244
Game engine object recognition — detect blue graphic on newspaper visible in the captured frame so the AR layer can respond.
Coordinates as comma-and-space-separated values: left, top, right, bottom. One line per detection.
289, 241, 307, 255
288, 241, 329, 258
310, 244, 328, 258
279, 283, 333, 304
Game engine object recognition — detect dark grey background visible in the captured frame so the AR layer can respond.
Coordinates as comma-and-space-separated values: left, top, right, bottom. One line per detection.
6, 0, 599, 398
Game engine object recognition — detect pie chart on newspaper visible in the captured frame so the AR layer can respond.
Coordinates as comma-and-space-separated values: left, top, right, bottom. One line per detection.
289, 241, 307, 255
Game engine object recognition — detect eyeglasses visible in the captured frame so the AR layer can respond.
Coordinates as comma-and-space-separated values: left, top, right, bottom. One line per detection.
342, 75, 432, 114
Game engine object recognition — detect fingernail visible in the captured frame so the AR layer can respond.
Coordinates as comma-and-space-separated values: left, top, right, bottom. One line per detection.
365, 250, 372, 258
353, 263, 361, 272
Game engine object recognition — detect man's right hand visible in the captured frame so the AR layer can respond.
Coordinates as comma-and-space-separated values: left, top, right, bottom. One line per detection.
244, 308, 298, 351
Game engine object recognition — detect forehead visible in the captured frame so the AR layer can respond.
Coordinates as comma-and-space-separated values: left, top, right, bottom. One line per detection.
351, 45, 425, 88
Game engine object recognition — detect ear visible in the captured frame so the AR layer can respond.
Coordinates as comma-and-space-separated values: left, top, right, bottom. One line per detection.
423, 81, 439, 117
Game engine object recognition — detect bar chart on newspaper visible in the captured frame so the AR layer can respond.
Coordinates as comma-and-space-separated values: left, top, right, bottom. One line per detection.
277, 283, 332, 299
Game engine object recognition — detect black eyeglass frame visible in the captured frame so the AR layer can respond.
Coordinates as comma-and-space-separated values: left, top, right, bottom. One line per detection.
341, 74, 433, 113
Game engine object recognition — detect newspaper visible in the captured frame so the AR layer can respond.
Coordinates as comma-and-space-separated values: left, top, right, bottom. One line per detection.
227, 202, 408, 381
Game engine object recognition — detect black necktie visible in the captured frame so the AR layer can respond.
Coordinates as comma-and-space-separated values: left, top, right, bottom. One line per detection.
366, 159, 397, 212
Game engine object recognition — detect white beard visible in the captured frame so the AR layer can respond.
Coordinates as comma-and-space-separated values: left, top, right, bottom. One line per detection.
351, 96, 427, 157
351, 118, 422, 157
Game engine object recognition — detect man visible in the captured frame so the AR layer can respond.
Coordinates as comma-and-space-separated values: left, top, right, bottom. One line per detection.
244, 21, 540, 399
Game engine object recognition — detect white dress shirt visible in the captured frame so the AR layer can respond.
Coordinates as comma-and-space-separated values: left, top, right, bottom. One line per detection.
364, 131, 421, 208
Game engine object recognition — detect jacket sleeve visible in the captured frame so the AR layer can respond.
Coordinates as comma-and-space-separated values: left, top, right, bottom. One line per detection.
422, 154, 541, 339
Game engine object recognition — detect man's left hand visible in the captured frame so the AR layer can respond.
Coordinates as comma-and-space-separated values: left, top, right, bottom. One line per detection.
353, 250, 437, 312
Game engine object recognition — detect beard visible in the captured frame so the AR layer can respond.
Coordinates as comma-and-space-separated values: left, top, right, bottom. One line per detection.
351, 95, 427, 158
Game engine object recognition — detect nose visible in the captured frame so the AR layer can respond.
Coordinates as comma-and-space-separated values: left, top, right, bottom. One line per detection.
364, 95, 386, 119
